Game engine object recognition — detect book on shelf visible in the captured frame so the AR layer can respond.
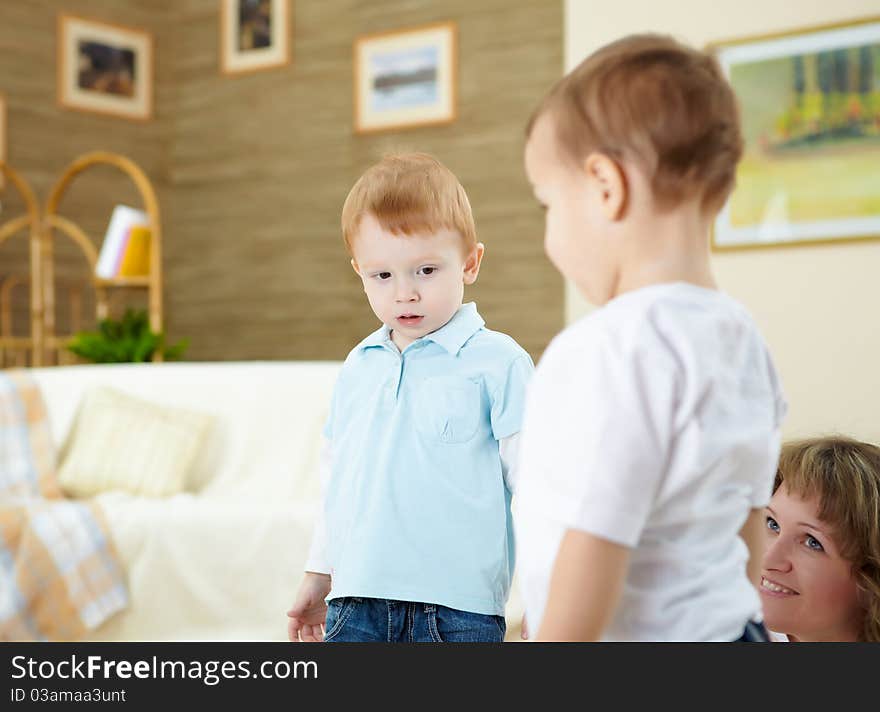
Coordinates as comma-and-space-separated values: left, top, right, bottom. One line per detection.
117, 225, 151, 277
95, 204, 149, 279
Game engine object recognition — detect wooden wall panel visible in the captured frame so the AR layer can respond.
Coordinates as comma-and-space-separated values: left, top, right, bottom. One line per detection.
0, 0, 171, 345
1, 1, 563, 362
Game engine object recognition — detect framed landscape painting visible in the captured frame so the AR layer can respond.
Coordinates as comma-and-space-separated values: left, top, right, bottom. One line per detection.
354, 22, 457, 134
220, 0, 290, 75
57, 14, 153, 121
711, 16, 880, 250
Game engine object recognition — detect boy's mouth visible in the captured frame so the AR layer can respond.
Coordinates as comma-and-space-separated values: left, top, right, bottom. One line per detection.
396, 314, 424, 327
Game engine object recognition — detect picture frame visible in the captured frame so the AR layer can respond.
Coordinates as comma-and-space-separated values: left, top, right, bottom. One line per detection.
220, 0, 291, 75
57, 14, 153, 121
710, 16, 880, 251
353, 21, 457, 134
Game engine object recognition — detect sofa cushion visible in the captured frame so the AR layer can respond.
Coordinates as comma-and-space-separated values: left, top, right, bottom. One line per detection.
58, 386, 213, 498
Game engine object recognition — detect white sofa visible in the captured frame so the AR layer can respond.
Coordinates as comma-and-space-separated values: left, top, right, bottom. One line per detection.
29, 361, 525, 642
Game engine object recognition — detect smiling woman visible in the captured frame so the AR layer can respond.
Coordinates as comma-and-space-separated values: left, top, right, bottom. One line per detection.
761, 437, 880, 642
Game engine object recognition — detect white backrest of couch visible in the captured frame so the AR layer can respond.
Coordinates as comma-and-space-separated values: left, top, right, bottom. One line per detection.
28, 361, 341, 500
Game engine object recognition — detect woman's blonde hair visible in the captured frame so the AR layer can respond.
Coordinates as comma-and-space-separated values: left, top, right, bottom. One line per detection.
775, 436, 880, 642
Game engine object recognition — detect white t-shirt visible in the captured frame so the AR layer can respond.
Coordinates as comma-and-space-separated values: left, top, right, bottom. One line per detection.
514, 282, 786, 641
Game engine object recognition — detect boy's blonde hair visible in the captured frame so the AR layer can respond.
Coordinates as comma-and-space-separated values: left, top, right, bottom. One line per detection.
341, 152, 477, 254
527, 33, 743, 213
775, 437, 880, 642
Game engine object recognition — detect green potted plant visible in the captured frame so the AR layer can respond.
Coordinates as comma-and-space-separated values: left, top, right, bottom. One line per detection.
66, 308, 188, 363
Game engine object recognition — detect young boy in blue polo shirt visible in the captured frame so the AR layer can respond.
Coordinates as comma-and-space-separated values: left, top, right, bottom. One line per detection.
286, 152, 533, 642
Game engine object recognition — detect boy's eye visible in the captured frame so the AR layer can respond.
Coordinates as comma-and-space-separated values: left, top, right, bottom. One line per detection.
765, 516, 780, 534
418, 266, 436, 276
375, 272, 392, 280
805, 535, 825, 552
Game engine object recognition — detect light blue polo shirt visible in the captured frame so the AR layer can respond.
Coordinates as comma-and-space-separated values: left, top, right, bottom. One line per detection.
322, 302, 533, 615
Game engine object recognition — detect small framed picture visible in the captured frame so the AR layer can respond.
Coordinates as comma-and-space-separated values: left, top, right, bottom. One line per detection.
57, 14, 153, 121
220, 0, 291, 75
354, 21, 457, 134
710, 16, 880, 250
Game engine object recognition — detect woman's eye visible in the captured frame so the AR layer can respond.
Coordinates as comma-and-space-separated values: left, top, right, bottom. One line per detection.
766, 516, 780, 533
418, 267, 436, 276
805, 535, 825, 552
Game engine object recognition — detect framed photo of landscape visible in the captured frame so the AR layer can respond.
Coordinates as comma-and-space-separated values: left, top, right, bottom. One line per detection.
57, 14, 153, 121
354, 22, 457, 134
220, 0, 290, 75
710, 16, 880, 250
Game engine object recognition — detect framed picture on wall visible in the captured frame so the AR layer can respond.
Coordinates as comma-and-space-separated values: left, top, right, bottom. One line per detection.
57, 14, 153, 121
354, 21, 457, 134
710, 16, 880, 250
220, 0, 291, 75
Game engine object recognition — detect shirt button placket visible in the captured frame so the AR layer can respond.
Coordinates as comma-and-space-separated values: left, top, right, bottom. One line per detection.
384, 345, 404, 406
393, 352, 405, 400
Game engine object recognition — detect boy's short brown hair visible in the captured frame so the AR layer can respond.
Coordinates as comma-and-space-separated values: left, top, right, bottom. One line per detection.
775, 436, 880, 642
527, 33, 743, 213
341, 152, 477, 254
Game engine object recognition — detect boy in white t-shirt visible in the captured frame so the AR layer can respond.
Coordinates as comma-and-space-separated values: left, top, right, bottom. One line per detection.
515, 34, 787, 641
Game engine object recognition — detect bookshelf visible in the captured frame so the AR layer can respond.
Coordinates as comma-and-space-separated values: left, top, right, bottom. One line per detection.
0, 160, 44, 365
1, 274, 86, 367
0, 151, 163, 366
93, 276, 152, 288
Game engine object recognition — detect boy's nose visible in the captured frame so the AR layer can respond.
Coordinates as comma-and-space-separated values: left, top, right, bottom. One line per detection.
395, 283, 419, 302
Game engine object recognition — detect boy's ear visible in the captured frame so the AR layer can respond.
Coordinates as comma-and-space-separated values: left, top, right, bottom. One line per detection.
350, 258, 361, 276
462, 242, 485, 285
584, 152, 627, 221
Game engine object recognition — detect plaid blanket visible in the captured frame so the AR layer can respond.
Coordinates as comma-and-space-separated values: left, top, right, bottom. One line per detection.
0, 369, 127, 641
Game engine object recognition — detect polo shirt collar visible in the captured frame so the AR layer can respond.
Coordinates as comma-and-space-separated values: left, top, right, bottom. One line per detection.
357, 302, 485, 355
358, 323, 394, 350
424, 302, 484, 355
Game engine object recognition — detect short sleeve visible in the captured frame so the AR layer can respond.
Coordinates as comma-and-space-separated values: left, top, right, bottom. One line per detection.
519, 326, 679, 548
752, 348, 787, 508
490, 353, 535, 440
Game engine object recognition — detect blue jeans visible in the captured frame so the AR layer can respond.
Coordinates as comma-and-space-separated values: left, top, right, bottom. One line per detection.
323, 597, 506, 642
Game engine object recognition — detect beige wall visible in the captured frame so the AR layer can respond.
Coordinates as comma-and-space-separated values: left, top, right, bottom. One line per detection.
564, 0, 880, 442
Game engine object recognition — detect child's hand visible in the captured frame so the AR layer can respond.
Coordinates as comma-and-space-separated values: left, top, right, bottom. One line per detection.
286, 572, 331, 642
521, 613, 529, 640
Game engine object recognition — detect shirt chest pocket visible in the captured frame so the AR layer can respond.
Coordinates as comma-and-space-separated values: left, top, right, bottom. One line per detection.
414, 377, 482, 444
